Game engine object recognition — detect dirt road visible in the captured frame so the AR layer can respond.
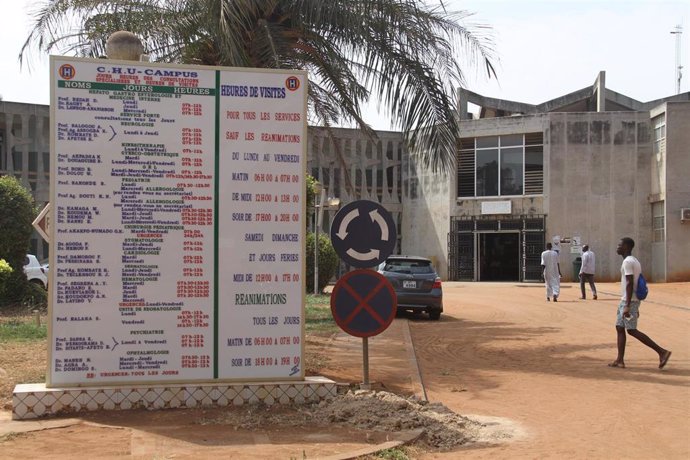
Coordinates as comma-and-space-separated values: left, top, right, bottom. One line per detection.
411, 282, 690, 459
1, 282, 688, 458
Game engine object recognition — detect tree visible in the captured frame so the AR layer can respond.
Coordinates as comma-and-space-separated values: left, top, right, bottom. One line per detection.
0, 176, 36, 305
21, 0, 495, 173
0, 176, 36, 271
305, 232, 338, 293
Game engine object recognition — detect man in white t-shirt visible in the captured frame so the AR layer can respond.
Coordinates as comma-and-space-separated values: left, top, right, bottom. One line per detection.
579, 245, 597, 300
609, 237, 671, 369
540, 242, 561, 302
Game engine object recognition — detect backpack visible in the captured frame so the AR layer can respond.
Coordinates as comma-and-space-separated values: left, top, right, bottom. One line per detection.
636, 273, 649, 300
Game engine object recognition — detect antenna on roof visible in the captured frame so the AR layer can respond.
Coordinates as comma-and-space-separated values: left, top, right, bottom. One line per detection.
671, 25, 683, 94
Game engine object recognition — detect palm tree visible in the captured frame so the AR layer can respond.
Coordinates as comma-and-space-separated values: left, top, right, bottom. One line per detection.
21, 0, 495, 174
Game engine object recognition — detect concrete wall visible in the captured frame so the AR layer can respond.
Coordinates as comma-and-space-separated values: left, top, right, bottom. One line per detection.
401, 152, 452, 278
306, 127, 406, 271
0, 101, 51, 203
445, 111, 654, 282
546, 112, 652, 282
0, 101, 51, 259
663, 102, 690, 281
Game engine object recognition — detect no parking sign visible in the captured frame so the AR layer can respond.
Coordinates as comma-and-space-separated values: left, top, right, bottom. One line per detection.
331, 270, 397, 338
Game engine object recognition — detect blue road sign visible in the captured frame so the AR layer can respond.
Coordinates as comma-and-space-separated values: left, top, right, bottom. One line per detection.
331, 270, 397, 338
330, 200, 397, 268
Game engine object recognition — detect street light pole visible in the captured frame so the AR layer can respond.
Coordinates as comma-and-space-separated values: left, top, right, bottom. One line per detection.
313, 182, 324, 295
314, 206, 319, 295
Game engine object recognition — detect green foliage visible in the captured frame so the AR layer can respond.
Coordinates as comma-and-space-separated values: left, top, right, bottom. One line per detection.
0, 259, 13, 304
305, 294, 337, 334
0, 259, 11, 273
305, 232, 338, 293
0, 320, 47, 343
305, 174, 317, 211
21, 282, 48, 309
21, 0, 495, 173
375, 447, 410, 460
0, 176, 36, 270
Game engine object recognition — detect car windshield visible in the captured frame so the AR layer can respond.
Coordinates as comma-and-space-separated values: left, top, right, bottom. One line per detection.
383, 260, 433, 274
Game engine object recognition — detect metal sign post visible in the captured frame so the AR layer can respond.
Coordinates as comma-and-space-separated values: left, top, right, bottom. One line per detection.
329, 200, 398, 389
362, 337, 370, 390
330, 269, 396, 389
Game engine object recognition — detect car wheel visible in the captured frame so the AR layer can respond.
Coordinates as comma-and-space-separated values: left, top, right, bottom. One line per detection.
428, 310, 441, 321
29, 279, 46, 289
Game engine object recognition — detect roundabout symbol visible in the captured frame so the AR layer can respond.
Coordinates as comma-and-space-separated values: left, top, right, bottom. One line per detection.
330, 200, 397, 268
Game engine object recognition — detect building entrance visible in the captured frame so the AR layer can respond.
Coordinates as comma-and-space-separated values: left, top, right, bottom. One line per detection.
479, 233, 520, 281
448, 215, 545, 281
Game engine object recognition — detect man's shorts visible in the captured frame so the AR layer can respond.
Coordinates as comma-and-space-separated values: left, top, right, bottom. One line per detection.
616, 300, 640, 330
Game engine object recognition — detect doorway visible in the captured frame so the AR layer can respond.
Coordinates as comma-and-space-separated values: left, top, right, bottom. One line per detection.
479, 233, 520, 281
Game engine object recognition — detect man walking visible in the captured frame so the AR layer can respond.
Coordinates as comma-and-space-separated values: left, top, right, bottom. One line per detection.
579, 244, 597, 300
609, 237, 672, 369
541, 242, 561, 302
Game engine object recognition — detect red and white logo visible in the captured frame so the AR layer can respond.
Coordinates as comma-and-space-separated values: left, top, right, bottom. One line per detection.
58, 64, 76, 80
285, 76, 300, 91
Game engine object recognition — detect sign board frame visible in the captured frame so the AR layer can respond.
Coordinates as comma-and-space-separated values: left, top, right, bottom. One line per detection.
33, 202, 51, 243
46, 56, 308, 387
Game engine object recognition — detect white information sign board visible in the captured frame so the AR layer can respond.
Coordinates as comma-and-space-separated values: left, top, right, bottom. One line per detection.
480, 200, 511, 215
49, 57, 306, 386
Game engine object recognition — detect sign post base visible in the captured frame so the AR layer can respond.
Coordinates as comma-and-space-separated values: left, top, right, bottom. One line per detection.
12, 376, 337, 420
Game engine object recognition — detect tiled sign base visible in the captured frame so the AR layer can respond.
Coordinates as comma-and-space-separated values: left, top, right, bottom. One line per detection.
13, 376, 337, 420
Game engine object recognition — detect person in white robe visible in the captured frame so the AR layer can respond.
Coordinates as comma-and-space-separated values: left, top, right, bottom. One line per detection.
541, 242, 561, 301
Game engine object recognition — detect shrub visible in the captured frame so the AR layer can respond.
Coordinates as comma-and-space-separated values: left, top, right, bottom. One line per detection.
0, 259, 12, 305
306, 232, 338, 293
0, 176, 36, 307
21, 281, 48, 309
0, 176, 36, 270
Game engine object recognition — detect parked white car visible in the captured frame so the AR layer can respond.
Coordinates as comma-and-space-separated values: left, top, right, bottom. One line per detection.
23, 254, 48, 289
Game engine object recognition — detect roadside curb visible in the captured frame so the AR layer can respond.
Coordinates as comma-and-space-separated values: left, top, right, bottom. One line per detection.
400, 319, 428, 402
318, 428, 424, 460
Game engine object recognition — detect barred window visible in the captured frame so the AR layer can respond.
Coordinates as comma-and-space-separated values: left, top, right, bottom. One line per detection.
457, 133, 543, 198
652, 201, 665, 243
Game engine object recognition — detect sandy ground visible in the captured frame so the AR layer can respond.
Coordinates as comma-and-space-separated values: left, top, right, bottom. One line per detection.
413, 282, 690, 459
1, 282, 688, 459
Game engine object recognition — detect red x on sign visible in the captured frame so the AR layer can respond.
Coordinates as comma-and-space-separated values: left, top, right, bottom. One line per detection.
330, 270, 397, 338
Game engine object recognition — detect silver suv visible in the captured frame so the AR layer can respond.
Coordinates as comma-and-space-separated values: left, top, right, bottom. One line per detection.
23, 254, 48, 289
377, 256, 443, 320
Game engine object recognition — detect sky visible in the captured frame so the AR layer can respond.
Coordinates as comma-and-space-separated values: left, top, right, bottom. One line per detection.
1, 0, 688, 129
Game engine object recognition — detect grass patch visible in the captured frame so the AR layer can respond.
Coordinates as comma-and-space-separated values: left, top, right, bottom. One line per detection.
305, 294, 337, 334
374, 447, 410, 460
0, 320, 47, 342
0, 432, 21, 443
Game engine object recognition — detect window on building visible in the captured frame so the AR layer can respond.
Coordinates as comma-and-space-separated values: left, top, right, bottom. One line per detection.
42, 152, 50, 173
652, 201, 665, 242
11, 148, 23, 170
652, 114, 666, 156
457, 133, 543, 198
29, 151, 38, 173
0, 129, 6, 170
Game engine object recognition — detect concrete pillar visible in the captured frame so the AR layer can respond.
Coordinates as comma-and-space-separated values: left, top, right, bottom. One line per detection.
595, 71, 606, 112
106, 31, 145, 61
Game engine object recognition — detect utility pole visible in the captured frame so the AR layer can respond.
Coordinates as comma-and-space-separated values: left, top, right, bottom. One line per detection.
671, 25, 683, 94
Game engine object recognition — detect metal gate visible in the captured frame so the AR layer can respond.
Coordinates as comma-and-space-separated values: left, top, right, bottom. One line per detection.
448, 215, 546, 281
448, 218, 475, 280
522, 218, 546, 282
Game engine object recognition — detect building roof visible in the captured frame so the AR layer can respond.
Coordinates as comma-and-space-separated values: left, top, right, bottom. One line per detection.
458, 71, 690, 119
